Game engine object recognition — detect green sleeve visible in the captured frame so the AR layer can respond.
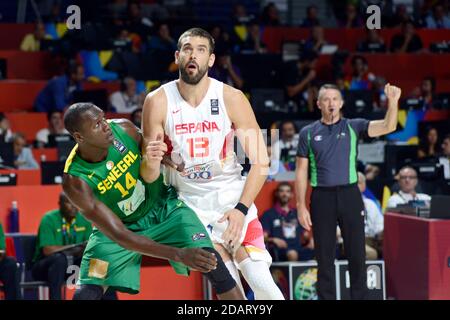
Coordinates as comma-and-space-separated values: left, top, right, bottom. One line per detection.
37, 216, 61, 247
0, 223, 5, 251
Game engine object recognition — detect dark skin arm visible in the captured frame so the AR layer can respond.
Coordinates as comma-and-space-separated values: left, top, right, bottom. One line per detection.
62, 119, 217, 272
43, 243, 86, 257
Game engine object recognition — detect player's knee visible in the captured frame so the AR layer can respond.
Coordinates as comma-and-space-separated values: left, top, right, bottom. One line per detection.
73, 284, 104, 300
201, 247, 236, 294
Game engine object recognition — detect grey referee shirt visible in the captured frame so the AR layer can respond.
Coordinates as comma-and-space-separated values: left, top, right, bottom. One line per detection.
296, 118, 369, 187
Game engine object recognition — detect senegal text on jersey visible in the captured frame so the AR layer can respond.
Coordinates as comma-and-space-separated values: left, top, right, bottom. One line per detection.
97, 150, 139, 194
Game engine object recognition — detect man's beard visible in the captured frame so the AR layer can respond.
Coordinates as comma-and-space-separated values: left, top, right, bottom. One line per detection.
180, 62, 208, 85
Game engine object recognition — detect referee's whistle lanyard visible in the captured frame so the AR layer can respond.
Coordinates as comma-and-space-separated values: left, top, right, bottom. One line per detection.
61, 217, 76, 246
398, 192, 416, 203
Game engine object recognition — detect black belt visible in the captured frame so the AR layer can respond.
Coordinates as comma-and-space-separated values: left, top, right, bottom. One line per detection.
313, 183, 358, 191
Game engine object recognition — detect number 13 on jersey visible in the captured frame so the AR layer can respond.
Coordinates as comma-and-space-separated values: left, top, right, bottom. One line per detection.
187, 137, 209, 158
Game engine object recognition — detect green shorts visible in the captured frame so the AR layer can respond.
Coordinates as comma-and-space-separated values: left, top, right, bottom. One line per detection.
78, 197, 213, 294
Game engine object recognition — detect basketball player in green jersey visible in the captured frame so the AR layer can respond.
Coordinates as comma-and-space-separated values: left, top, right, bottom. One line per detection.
62, 103, 244, 299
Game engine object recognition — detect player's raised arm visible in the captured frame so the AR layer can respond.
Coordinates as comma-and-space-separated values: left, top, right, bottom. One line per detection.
62, 174, 217, 272
140, 90, 172, 183
368, 83, 402, 137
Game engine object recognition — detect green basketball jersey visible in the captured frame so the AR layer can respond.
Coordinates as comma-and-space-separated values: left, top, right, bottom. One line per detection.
64, 120, 166, 223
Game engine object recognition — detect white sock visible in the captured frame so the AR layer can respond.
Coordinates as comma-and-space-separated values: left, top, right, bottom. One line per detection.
224, 260, 246, 299
238, 258, 285, 300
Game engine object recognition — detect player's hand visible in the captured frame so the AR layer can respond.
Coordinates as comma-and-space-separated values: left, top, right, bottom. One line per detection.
145, 133, 167, 166
178, 248, 217, 273
219, 208, 245, 250
297, 205, 312, 231
384, 83, 401, 102
0, 251, 5, 262
271, 237, 288, 249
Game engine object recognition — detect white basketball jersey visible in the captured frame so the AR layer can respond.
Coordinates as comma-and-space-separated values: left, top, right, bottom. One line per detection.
162, 78, 247, 225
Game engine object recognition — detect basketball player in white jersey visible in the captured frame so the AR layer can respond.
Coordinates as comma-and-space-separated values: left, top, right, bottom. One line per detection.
141, 28, 284, 300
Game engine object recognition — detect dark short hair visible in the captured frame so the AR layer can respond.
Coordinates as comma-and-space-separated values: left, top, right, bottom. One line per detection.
277, 181, 293, 192
177, 28, 215, 54
444, 133, 450, 141
351, 54, 368, 66
279, 120, 298, 133
64, 103, 98, 134
47, 110, 62, 121
423, 76, 436, 92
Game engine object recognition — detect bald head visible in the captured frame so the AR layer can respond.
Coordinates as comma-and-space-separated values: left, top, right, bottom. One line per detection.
64, 103, 101, 135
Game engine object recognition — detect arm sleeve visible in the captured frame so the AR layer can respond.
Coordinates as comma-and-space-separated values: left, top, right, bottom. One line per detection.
0, 224, 5, 250
296, 127, 309, 158
348, 118, 369, 138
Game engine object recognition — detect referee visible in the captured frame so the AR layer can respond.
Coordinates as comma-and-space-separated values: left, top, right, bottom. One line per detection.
295, 83, 401, 300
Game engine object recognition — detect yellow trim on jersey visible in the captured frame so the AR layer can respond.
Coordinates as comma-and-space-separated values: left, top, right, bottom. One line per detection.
64, 144, 79, 173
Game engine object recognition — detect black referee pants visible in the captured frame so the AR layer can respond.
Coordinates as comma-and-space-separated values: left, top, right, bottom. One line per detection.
310, 184, 368, 300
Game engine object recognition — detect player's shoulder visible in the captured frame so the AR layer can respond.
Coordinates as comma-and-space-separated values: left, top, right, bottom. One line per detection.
299, 121, 320, 136
223, 82, 244, 99
144, 85, 167, 105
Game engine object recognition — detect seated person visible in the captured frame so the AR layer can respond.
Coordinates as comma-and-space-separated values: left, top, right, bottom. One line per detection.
13, 133, 39, 169
303, 26, 327, 54
387, 166, 431, 209
0, 112, 13, 143
32, 192, 92, 300
271, 120, 299, 171
34, 64, 84, 113
356, 29, 386, 53
261, 182, 314, 262
147, 23, 177, 53
209, 47, 244, 89
344, 55, 376, 90
0, 222, 21, 300
418, 126, 439, 159
424, 3, 450, 29
20, 22, 50, 52
390, 20, 424, 53
109, 77, 143, 113
35, 110, 69, 148
358, 172, 383, 260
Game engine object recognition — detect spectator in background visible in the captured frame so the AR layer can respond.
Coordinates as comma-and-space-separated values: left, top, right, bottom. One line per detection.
261, 182, 314, 262
34, 64, 84, 113
283, 50, 319, 113
358, 172, 383, 260
356, 29, 386, 53
260, 2, 281, 26
0, 112, 13, 143
124, 1, 153, 41
131, 107, 142, 129
303, 25, 327, 54
390, 20, 424, 53
20, 22, 49, 52
32, 192, 92, 300
13, 133, 39, 169
231, 4, 254, 25
345, 55, 376, 90
110, 77, 143, 113
301, 5, 321, 27
418, 126, 440, 159
239, 21, 268, 54
35, 110, 69, 148
338, 3, 363, 28
410, 77, 436, 109
389, 4, 414, 28
424, 3, 450, 29
209, 47, 244, 89
272, 120, 299, 171
372, 76, 388, 111
0, 222, 21, 300
148, 23, 177, 53
209, 25, 233, 52
387, 166, 431, 209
